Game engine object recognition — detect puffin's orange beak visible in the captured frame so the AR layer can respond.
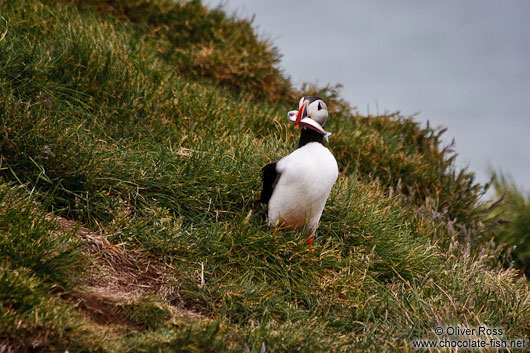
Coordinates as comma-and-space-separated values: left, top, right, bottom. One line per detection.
295, 102, 305, 129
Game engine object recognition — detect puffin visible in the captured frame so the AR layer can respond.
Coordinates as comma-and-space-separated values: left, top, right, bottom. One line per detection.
260, 96, 338, 251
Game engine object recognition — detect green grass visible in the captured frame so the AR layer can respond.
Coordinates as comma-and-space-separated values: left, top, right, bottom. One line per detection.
0, 182, 95, 352
490, 172, 530, 276
0, 0, 529, 352
120, 295, 172, 330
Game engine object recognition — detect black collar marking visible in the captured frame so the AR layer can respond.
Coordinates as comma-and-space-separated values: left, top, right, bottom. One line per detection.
298, 127, 324, 148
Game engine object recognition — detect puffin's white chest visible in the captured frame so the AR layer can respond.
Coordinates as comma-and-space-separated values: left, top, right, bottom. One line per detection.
267, 142, 338, 231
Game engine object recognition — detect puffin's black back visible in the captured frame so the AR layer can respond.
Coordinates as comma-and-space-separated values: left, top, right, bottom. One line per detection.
259, 162, 279, 204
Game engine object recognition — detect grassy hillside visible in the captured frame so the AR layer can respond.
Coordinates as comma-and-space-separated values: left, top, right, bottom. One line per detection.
0, 1, 529, 352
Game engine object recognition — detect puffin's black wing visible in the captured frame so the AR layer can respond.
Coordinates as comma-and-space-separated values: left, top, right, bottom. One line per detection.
259, 162, 280, 204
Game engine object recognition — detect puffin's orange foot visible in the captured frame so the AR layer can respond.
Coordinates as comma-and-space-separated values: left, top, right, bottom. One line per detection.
307, 236, 314, 253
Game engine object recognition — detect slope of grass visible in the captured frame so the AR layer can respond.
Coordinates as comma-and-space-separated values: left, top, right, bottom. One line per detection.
0, 1, 529, 352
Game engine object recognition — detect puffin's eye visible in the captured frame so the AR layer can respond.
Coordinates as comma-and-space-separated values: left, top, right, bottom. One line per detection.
318, 102, 323, 110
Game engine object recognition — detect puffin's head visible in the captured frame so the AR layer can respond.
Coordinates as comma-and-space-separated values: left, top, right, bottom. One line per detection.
287, 96, 331, 138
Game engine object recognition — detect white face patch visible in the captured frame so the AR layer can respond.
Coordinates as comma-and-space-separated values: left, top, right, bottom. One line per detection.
306, 99, 328, 127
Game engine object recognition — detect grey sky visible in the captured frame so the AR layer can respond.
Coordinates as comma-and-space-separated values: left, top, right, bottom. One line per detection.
205, 0, 530, 194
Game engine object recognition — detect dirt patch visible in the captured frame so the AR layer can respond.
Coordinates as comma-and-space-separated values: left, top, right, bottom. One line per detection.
56, 217, 175, 295
75, 288, 130, 327
53, 217, 201, 329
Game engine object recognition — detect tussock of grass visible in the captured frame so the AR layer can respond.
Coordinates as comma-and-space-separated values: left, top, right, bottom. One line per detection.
490, 172, 530, 276
0, 0, 529, 352
63, 0, 294, 102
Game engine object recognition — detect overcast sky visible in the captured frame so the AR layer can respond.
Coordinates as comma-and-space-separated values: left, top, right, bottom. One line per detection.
205, 0, 530, 195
